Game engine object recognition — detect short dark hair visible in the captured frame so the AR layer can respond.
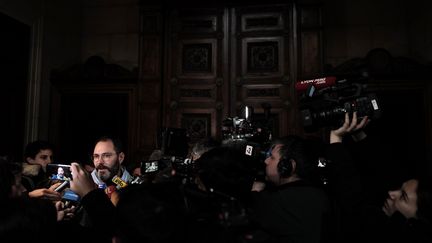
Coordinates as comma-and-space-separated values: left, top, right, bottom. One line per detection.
94, 136, 123, 153
272, 135, 316, 179
24, 140, 54, 160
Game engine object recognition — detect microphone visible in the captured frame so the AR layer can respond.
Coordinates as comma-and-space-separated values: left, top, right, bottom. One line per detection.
112, 175, 128, 188
295, 76, 337, 92
54, 180, 69, 192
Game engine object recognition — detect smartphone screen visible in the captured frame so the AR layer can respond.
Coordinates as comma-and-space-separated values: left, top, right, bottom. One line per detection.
47, 164, 72, 181
144, 161, 158, 173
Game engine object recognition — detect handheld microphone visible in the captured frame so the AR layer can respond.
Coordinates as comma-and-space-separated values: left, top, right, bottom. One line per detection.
295, 76, 337, 92
112, 175, 128, 188
54, 180, 69, 192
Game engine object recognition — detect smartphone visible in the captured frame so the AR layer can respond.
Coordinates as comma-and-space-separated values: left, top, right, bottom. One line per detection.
47, 164, 72, 181
142, 161, 158, 173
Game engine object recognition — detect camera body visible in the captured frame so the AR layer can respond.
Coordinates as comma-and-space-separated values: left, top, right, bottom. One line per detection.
222, 105, 272, 146
297, 77, 381, 132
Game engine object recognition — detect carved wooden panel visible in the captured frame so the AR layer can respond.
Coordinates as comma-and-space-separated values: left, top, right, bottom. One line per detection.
232, 4, 294, 136
164, 7, 228, 140
242, 37, 283, 77
176, 108, 217, 143
178, 84, 216, 102
177, 39, 217, 78
153, 3, 322, 145
181, 113, 213, 143
241, 13, 284, 32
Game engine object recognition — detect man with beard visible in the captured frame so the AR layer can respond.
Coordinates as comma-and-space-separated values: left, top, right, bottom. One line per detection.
62, 136, 134, 242
90, 136, 133, 203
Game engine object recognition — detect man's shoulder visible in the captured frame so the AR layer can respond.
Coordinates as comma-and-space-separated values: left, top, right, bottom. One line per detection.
120, 167, 134, 182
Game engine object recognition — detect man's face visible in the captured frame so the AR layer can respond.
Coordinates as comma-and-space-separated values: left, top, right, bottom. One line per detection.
264, 144, 283, 185
28, 149, 53, 170
382, 179, 418, 219
92, 140, 124, 183
58, 167, 64, 175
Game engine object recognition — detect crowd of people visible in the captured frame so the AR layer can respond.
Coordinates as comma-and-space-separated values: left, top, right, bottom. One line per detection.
1, 112, 431, 243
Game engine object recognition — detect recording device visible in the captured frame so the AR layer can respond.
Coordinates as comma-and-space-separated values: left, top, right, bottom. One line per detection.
296, 76, 381, 132
112, 175, 128, 188
54, 180, 69, 192
222, 104, 272, 144
222, 106, 256, 141
139, 156, 193, 179
47, 164, 80, 202
295, 76, 337, 92
47, 164, 72, 181
221, 104, 272, 181
143, 161, 159, 173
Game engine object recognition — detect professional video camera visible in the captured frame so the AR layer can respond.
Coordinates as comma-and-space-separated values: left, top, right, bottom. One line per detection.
222, 104, 272, 145
221, 104, 272, 181
296, 76, 381, 132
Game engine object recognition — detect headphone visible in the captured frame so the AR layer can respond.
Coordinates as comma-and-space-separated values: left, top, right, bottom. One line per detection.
276, 137, 302, 178
277, 153, 293, 177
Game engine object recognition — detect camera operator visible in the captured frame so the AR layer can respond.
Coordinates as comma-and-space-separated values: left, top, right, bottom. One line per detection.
250, 135, 332, 243
186, 146, 264, 243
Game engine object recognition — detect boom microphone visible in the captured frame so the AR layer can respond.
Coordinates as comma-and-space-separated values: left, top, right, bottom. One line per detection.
295, 76, 337, 92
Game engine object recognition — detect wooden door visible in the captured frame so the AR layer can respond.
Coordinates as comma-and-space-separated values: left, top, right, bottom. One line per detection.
164, 7, 229, 143
162, 3, 312, 143
230, 4, 296, 138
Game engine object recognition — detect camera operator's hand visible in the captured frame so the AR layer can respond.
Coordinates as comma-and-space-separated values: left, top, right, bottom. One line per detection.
28, 182, 62, 201
70, 162, 97, 198
330, 112, 369, 144
252, 181, 266, 192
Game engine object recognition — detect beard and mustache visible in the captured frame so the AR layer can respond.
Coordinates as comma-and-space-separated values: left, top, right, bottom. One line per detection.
96, 162, 120, 183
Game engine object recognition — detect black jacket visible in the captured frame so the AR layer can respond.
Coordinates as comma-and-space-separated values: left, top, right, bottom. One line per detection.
251, 180, 331, 243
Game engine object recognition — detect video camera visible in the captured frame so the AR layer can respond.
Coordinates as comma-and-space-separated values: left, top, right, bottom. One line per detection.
222, 104, 272, 181
222, 104, 272, 145
296, 76, 381, 132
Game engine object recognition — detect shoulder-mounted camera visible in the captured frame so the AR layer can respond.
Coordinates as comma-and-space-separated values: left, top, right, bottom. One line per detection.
296, 76, 381, 132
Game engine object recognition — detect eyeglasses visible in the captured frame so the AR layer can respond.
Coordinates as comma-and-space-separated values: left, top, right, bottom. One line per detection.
92, 152, 117, 162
